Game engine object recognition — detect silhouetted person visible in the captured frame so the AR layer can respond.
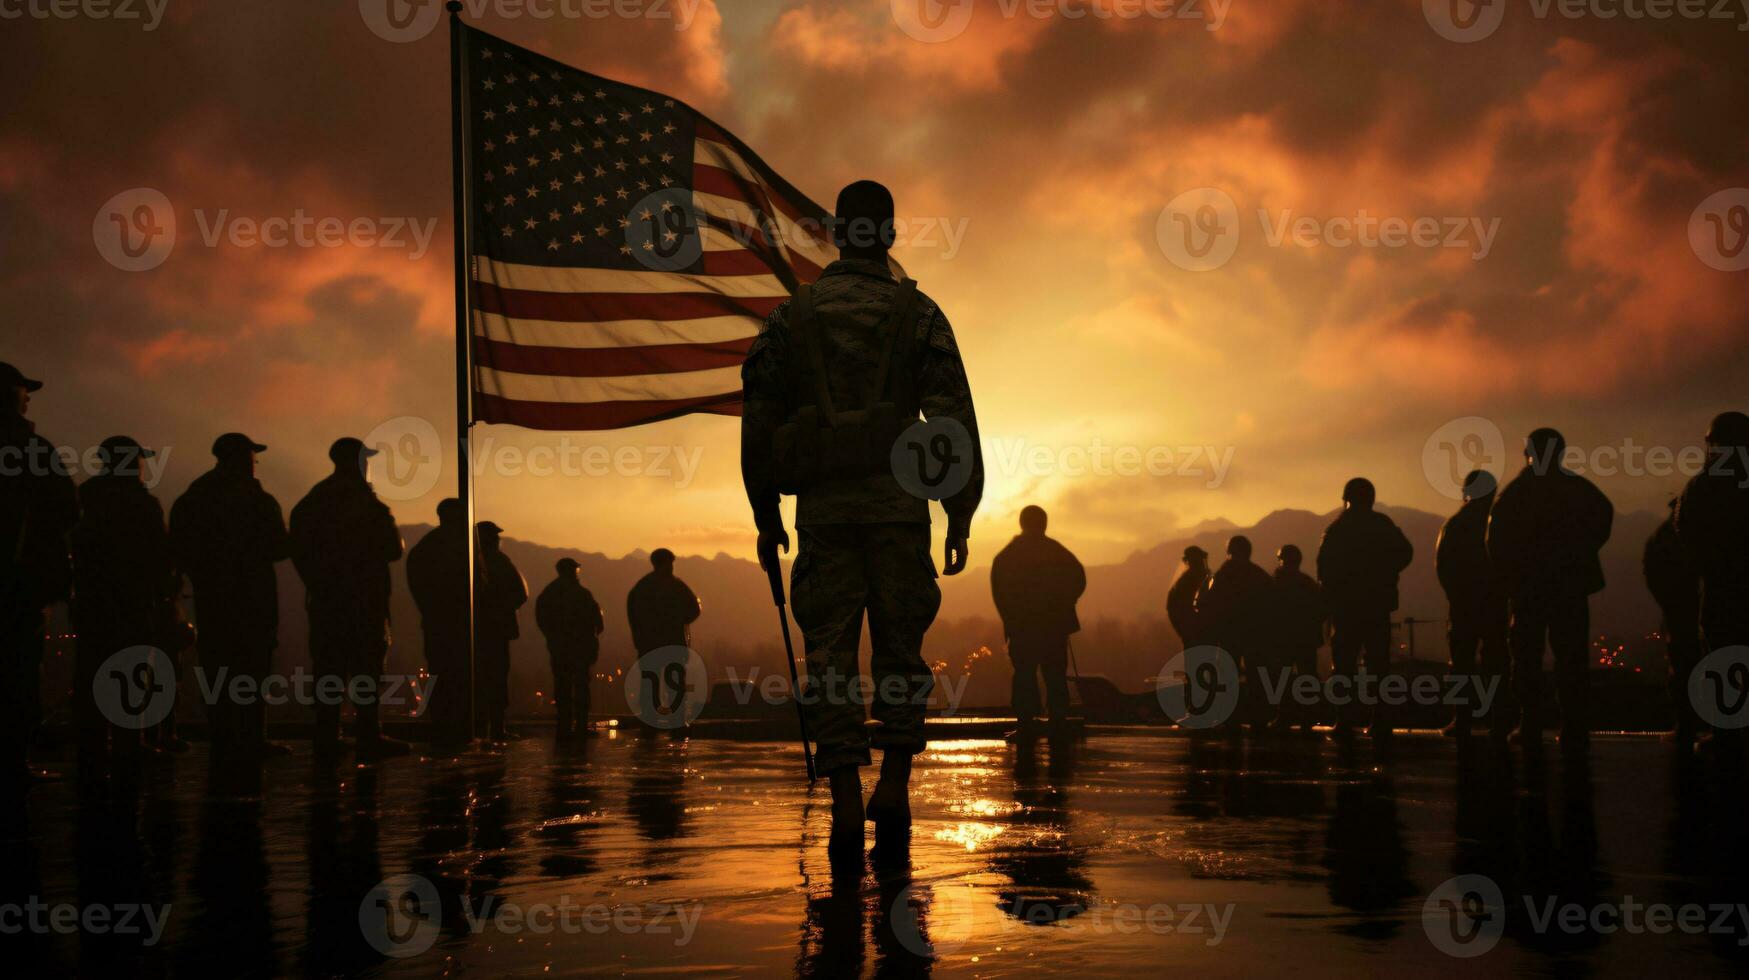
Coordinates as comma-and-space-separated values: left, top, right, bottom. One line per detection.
1166, 545, 1211, 649
535, 557, 604, 740
1436, 469, 1508, 740
406, 497, 470, 746
169, 432, 288, 778
1317, 477, 1413, 739
289, 437, 407, 765
990, 505, 1085, 735
71, 436, 176, 792
1487, 428, 1613, 754
1675, 412, 1749, 704
474, 521, 527, 741
1270, 544, 1325, 731
626, 549, 700, 657
1200, 535, 1272, 727
0, 362, 78, 790
740, 179, 983, 853
1645, 497, 1702, 747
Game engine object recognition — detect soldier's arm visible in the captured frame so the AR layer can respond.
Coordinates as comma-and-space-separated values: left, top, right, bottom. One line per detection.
740, 302, 791, 538
376, 500, 406, 563
918, 305, 983, 539
261, 493, 290, 562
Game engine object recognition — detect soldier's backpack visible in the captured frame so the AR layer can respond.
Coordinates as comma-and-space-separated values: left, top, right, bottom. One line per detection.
770, 277, 921, 494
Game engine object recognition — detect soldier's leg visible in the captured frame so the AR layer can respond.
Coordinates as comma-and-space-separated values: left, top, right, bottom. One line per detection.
550, 653, 572, 737
0, 597, 46, 785
790, 525, 873, 774
1447, 617, 1479, 733
579, 655, 596, 731
198, 637, 234, 769
1550, 595, 1590, 747
1479, 608, 1511, 731
1362, 614, 1392, 734
1008, 635, 1042, 727
74, 625, 110, 783
1329, 615, 1360, 731
1510, 602, 1549, 742
355, 622, 389, 752
1039, 636, 1070, 724
864, 524, 940, 761
308, 611, 343, 760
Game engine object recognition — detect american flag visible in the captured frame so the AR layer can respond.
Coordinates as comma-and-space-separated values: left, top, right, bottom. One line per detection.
460, 25, 846, 430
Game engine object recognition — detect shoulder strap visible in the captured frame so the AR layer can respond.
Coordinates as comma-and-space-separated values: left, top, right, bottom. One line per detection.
867, 278, 919, 408
788, 283, 839, 422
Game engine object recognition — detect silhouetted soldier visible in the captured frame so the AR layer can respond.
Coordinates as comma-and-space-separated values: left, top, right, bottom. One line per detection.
1270, 544, 1325, 732
1645, 497, 1701, 747
1200, 536, 1272, 727
536, 557, 604, 740
741, 180, 983, 850
71, 436, 176, 790
1674, 411, 1749, 734
169, 433, 288, 776
626, 548, 700, 717
406, 497, 469, 746
990, 506, 1085, 735
0, 362, 78, 790
289, 437, 407, 765
1317, 478, 1413, 739
475, 521, 527, 741
1487, 428, 1613, 754
1167, 545, 1211, 650
1436, 470, 1508, 740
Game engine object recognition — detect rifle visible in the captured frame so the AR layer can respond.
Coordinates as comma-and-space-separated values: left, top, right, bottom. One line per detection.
764, 554, 817, 782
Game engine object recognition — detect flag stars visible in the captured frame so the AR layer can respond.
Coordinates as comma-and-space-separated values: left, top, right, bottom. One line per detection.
571, 92, 585, 102
569, 142, 583, 155
504, 132, 518, 144
548, 120, 562, 132
663, 99, 675, 107
595, 224, 608, 236
570, 232, 584, 244
524, 217, 538, 229
594, 115, 606, 125
639, 130, 653, 142
501, 226, 513, 238
548, 95, 562, 107
503, 163, 518, 176
502, 193, 516, 206
524, 186, 540, 199
595, 89, 606, 98
593, 194, 607, 206
662, 123, 676, 135
593, 165, 606, 177
572, 171, 586, 184
619, 245, 632, 256
592, 139, 605, 150
659, 152, 673, 163
658, 174, 674, 187
525, 155, 539, 167
639, 208, 654, 221
483, 139, 496, 152
550, 148, 564, 161
547, 238, 559, 252
527, 125, 540, 138
505, 103, 517, 115
548, 209, 561, 221
571, 202, 586, 214
482, 109, 496, 121
614, 159, 629, 171
614, 135, 630, 146
615, 187, 630, 200
618, 110, 633, 122
482, 79, 495, 91
548, 178, 562, 191
618, 216, 631, 229
641, 103, 654, 114
526, 96, 539, 108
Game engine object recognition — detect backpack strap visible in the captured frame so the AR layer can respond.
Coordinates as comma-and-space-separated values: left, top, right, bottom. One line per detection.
867, 278, 919, 408
788, 283, 839, 423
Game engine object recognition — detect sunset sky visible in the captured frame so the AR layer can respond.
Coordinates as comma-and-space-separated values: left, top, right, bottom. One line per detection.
5, 0, 1746, 566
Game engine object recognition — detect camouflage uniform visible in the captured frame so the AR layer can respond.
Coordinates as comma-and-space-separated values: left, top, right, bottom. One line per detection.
742, 258, 983, 773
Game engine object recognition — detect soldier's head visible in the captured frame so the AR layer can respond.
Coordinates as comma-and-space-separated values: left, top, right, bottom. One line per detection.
328, 436, 377, 481
98, 435, 155, 482
1705, 411, 1749, 455
556, 557, 580, 579
651, 548, 676, 574
1018, 505, 1047, 536
1341, 477, 1376, 512
1276, 543, 1302, 573
1226, 535, 1252, 561
1461, 469, 1498, 503
1182, 545, 1208, 572
211, 432, 267, 475
436, 497, 464, 526
477, 520, 503, 552
1524, 427, 1566, 475
833, 180, 896, 260
0, 361, 40, 419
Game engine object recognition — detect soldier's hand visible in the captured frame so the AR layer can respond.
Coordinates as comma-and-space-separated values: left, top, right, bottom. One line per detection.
757, 528, 791, 575
944, 532, 969, 576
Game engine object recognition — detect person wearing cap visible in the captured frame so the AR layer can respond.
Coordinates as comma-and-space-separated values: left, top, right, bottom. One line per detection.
406, 497, 471, 747
474, 520, 527, 741
1645, 496, 1702, 749
1316, 477, 1414, 740
1198, 535, 1273, 728
626, 548, 701, 676
168, 431, 288, 779
535, 557, 605, 741
1435, 469, 1508, 740
288, 437, 407, 764
989, 506, 1085, 737
1674, 411, 1749, 744
1268, 544, 1325, 732
1166, 545, 1211, 651
70, 436, 179, 789
1487, 428, 1613, 755
0, 361, 79, 789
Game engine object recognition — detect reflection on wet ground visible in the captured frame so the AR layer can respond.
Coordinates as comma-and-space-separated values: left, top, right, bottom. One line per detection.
5, 730, 1749, 977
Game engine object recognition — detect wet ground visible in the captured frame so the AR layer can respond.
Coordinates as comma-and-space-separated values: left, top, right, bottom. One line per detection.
6, 728, 1749, 978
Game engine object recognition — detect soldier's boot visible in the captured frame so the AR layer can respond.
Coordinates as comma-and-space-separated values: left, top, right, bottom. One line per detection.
827, 766, 863, 865
866, 750, 912, 827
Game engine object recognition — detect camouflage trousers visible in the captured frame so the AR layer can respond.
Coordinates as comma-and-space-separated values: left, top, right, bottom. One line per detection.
791, 522, 940, 774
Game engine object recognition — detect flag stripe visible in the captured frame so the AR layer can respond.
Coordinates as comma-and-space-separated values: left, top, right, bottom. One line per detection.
477, 254, 787, 296
473, 391, 742, 430
473, 281, 786, 323
473, 334, 754, 377
473, 310, 762, 350
476, 363, 744, 403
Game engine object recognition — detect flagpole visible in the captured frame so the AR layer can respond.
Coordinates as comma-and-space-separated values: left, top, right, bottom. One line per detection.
448, 0, 476, 744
